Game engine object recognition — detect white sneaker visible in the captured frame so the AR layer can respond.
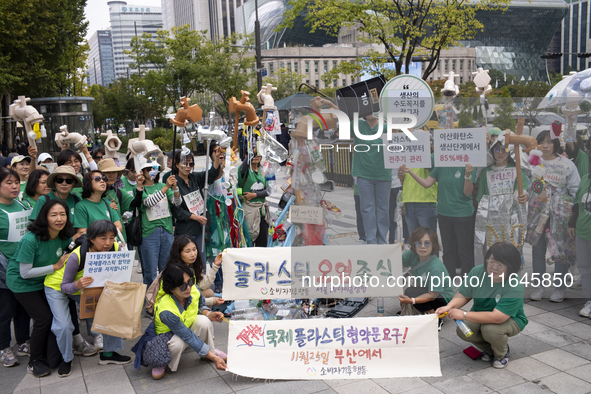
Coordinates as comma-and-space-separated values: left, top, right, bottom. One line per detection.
579, 301, 591, 317
137, 265, 142, 274
549, 288, 566, 303
530, 286, 545, 301
94, 334, 103, 350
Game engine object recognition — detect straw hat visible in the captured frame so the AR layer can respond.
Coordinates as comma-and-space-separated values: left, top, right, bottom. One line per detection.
47, 166, 83, 189
98, 158, 125, 174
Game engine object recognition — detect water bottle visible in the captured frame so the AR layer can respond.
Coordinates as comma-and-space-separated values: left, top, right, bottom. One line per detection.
376, 298, 384, 317
266, 172, 276, 194
265, 111, 274, 132
455, 320, 473, 337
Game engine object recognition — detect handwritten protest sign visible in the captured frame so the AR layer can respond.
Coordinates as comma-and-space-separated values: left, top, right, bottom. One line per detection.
382, 131, 431, 169
289, 206, 323, 225
83, 250, 135, 288
183, 190, 205, 215
487, 167, 516, 196
227, 315, 441, 379
434, 128, 487, 167
221, 245, 403, 299
543, 160, 568, 188
146, 198, 170, 221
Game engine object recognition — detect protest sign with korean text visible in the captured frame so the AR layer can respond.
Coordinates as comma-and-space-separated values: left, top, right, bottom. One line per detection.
382, 131, 431, 169
221, 245, 404, 300
83, 250, 136, 288
434, 128, 487, 167
227, 315, 441, 379
289, 206, 323, 225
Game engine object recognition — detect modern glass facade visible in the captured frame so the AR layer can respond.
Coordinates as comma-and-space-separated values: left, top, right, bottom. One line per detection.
561, 0, 591, 73
87, 30, 116, 86
461, 0, 568, 81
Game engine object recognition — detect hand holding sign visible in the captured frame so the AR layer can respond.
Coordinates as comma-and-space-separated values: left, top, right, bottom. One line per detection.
75, 276, 94, 290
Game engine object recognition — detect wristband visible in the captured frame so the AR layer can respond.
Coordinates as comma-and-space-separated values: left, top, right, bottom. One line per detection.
172, 188, 179, 192
464, 175, 471, 180
463, 311, 467, 319
412, 298, 416, 305
206, 310, 211, 317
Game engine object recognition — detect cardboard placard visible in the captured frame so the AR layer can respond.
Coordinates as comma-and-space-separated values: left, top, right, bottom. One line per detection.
80, 287, 104, 319
289, 205, 323, 225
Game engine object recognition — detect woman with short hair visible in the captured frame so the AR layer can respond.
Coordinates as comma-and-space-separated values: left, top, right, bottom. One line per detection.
436, 242, 528, 369
22, 168, 51, 209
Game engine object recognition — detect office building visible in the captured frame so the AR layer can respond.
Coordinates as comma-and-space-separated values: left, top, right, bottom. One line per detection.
87, 30, 116, 86
559, 0, 591, 73
108, 1, 163, 79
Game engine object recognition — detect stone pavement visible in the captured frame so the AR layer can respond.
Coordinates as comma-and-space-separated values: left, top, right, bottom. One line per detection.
4, 156, 591, 393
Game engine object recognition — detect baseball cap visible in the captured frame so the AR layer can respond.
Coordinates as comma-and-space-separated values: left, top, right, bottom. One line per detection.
11, 156, 31, 166
37, 153, 53, 164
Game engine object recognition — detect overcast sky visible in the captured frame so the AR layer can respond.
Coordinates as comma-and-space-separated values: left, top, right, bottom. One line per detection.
84, 0, 163, 40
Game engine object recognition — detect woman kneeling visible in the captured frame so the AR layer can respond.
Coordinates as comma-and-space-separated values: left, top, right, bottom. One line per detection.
133, 264, 227, 380
436, 242, 528, 369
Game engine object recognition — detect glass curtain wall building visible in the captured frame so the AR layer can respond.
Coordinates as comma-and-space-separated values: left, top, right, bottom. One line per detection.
87, 30, 116, 86
560, 0, 591, 73
108, 1, 163, 79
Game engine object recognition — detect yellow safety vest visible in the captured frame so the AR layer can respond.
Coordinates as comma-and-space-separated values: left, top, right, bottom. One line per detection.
154, 285, 200, 335
44, 242, 119, 295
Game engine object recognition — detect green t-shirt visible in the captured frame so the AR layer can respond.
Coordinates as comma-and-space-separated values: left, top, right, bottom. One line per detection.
6, 232, 72, 293
0, 200, 31, 260
574, 150, 589, 179
351, 120, 392, 181
19, 181, 26, 201
21, 196, 38, 210
428, 167, 477, 217
29, 191, 80, 223
402, 251, 454, 302
476, 164, 528, 202
74, 198, 121, 229
401, 155, 438, 203
574, 175, 591, 241
458, 265, 528, 331
120, 176, 137, 197
238, 167, 267, 203
104, 189, 133, 242
139, 183, 174, 238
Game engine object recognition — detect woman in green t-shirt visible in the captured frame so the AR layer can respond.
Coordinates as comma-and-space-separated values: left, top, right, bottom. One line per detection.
436, 242, 528, 369
0, 168, 32, 368
120, 158, 138, 197
74, 171, 123, 239
398, 227, 453, 330
6, 199, 75, 377
22, 168, 51, 209
131, 161, 181, 287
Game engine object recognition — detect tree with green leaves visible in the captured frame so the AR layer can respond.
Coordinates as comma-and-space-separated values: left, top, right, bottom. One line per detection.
492, 97, 516, 131
280, 0, 508, 83
262, 68, 307, 101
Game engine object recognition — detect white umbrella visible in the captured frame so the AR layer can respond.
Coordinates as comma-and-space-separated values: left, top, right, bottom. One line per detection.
538, 68, 591, 109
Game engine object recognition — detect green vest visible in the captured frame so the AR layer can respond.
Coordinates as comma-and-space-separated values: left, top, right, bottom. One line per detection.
239, 167, 267, 203
44, 242, 119, 295
154, 285, 200, 335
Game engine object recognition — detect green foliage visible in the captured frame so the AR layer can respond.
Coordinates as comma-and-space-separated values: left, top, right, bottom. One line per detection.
492, 97, 516, 130
280, 0, 509, 82
262, 68, 307, 101
458, 108, 473, 128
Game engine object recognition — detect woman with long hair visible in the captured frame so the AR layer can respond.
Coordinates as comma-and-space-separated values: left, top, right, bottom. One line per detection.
5, 200, 76, 377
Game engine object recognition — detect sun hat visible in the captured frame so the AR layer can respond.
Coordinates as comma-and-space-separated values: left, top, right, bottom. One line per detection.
98, 158, 125, 174
47, 165, 83, 189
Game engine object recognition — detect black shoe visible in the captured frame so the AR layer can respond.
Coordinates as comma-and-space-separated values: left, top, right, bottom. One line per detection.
438, 318, 444, 331
58, 360, 72, 378
28, 360, 51, 378
99, 352, 132, 365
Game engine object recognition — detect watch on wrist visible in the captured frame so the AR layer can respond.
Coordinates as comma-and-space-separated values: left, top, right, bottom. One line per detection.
463, 311, 467, 319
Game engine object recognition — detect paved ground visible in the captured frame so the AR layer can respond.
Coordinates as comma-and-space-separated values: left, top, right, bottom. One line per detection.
3, 155, 591, 393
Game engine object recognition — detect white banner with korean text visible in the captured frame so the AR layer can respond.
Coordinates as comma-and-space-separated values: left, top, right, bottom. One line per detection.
434, 128, 487, 167
83, 250, 136, 288
227, 315, 441, 379
221, 245, 403, 300
382, 131, 431, 169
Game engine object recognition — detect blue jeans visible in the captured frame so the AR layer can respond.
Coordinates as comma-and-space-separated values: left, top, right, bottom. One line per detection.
356, 177, 391, 245
389, 187, 401, 244
405, 202, 438, 236
44, 287, 123, 362
139, 226, 174, 286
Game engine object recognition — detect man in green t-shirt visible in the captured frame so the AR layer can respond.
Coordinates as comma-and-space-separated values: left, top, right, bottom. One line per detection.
351, 115, 392, 245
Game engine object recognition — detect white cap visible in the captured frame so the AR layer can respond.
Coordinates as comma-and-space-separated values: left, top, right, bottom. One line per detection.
37, 152, 53, 164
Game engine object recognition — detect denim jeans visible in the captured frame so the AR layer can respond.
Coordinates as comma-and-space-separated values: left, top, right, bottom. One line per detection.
532, 230, 568, 290
438, 214, 475, 275
354, 194, 366, 241
404, 202, 438, 236
388, 187, 401, 244
139, 226, 174, 286
356, 177, 391, 245
44, 287, 123, 362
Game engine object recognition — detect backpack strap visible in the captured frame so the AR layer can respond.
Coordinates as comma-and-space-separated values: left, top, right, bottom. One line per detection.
102, 199, 113, 221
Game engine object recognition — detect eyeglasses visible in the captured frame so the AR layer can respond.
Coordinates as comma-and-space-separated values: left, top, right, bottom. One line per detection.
55, 177, 74, 185
486, 259, 507, 270
179, 277, 196, 292
414, 241, 432, 248
493, 147, 504, 153
93, 175, 108, 183
95, 156, 103, 160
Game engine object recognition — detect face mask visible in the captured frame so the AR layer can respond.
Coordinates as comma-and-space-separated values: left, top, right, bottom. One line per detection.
127, 179, 137, 186
149, 169, 159, 180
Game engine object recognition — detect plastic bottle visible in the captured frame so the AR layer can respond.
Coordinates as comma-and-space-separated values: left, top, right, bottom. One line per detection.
266, 172, 276, 194
265, 111, 274, 132
376, 298, 384, 317
455, 320, 473, 337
